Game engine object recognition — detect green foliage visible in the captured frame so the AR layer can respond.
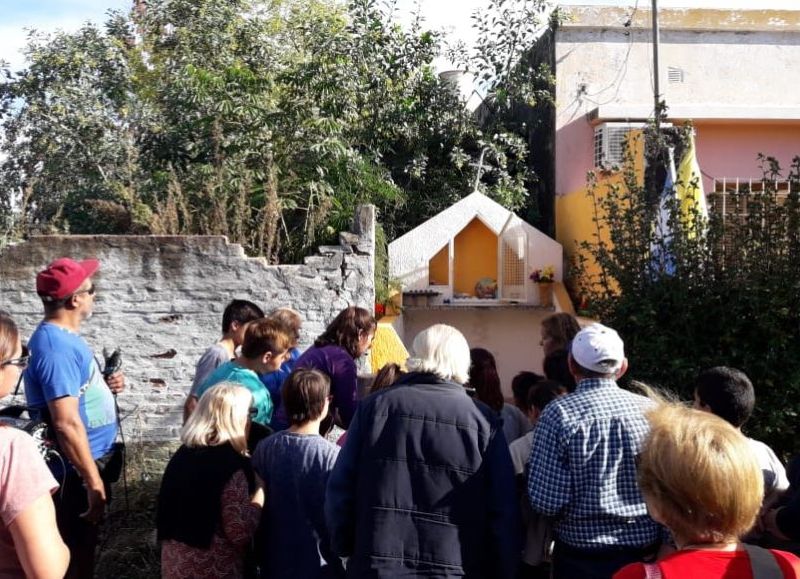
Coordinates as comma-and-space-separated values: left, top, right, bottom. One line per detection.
1, 0, 551, 261
578, 126, 800, 458
448, 0, 555, 229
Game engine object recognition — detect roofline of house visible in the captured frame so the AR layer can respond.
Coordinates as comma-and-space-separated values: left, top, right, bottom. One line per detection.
557, 5, 800, 33
588, 104, 800, 125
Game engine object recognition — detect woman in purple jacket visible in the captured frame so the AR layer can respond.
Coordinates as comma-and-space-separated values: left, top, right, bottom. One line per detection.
274, 306, 375, 431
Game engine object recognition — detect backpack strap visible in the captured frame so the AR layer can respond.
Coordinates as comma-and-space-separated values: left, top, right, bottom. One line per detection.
743, 544, 784, 579
642, 562, 663, 579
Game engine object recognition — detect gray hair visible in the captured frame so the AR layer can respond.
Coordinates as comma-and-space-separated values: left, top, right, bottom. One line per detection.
406, 324, 471, 385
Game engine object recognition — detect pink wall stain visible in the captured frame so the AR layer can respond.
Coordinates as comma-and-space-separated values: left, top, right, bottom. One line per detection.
556, 118, 596, 196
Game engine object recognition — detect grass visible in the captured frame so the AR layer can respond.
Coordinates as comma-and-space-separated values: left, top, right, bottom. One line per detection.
95, 442, 175, 579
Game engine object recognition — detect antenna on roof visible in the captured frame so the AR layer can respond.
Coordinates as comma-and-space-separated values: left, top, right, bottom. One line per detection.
652, 0, 662, 130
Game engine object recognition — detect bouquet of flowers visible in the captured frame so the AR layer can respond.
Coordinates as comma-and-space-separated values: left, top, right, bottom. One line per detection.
529, 265, 555, 283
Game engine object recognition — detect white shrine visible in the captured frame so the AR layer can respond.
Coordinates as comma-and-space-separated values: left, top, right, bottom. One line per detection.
385, 191, 574, 392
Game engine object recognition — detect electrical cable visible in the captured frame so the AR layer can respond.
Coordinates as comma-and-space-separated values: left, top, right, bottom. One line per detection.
114, 392, 130, 513
580, 1, 639, 107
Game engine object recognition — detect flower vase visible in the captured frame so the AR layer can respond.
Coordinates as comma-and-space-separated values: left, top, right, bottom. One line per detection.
537, 282, 554, 308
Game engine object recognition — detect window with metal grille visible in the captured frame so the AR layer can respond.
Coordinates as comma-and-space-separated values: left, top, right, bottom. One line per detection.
708, 178, 795, 254
709, 178, 795, 223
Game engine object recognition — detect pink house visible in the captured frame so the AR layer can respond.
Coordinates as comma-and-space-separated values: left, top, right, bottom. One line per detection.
530, 5, 800, 273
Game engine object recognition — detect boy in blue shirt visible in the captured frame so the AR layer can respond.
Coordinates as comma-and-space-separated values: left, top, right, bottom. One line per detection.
261, 308, 303, 429
194, 318, 291, 427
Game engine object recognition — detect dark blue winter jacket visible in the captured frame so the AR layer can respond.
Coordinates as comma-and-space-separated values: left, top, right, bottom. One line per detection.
325, 372, 521, 578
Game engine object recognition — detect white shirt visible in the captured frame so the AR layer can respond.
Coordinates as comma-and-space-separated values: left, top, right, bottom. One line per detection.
748, 437, 789, 507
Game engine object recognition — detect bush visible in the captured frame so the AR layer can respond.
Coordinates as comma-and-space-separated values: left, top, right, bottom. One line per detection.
578, 126, 800, 459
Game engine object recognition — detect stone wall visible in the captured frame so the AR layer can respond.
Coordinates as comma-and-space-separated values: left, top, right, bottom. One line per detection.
0, 206, 375, 443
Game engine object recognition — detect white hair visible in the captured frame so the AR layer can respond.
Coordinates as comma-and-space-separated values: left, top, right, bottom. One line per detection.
406, 324, 471, 385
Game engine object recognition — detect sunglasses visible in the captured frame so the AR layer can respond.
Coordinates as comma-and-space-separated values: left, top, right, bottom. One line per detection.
1, 345, 29, 370
72, 284, 96, 297
248, 407, 258, 418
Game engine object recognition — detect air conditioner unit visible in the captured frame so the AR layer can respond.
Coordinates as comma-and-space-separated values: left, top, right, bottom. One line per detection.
593, 122, 673, 168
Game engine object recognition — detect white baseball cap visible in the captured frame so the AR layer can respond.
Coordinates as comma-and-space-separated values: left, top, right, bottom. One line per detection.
570, 323, 625, 374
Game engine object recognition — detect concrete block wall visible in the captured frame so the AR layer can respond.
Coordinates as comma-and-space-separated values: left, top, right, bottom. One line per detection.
0, 206, 375, 443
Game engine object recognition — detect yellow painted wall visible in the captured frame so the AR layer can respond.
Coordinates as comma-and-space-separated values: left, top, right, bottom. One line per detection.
453, 218, 498, 296
370, 317, 409, 373
556, 131, 644, 289
428, 244, 450, 286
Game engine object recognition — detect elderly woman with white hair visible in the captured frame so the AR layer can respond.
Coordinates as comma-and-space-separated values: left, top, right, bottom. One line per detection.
325, 324, 521, 578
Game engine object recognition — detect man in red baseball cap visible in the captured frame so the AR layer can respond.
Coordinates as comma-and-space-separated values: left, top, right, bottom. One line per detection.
35, 258, 100, 303
24, 257, 125, 579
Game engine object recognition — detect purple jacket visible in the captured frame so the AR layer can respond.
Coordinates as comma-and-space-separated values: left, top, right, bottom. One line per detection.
273, 345, 357, 429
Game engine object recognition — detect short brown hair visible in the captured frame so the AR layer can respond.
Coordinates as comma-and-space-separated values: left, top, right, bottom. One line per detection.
282, 369, 330, 425
269, 308, 302, 345
240, 318, 291, 359
541, 313, 581, 352
638, 404, 763, 544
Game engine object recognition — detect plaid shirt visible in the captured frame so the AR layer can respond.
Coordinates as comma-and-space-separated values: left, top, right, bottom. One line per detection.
527, 378, 661, 549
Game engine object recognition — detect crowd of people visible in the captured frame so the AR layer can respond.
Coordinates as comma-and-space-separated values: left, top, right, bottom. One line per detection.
2, 256, 800, 579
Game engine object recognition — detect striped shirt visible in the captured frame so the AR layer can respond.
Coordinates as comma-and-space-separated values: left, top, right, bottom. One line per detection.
527, 378, 661, 549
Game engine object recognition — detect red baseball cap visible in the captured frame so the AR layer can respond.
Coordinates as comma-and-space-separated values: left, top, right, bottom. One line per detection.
36, 258, 100, 301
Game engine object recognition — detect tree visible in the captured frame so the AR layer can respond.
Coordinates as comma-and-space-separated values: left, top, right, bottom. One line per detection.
578, 124, 800, 457
1, 0, 552, 262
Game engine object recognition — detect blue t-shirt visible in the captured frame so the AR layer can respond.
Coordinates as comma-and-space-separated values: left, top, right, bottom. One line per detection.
195, 360, 273, 426
252, 431, 343, 579
24, 322, 117, 462
259, 347, 301, 429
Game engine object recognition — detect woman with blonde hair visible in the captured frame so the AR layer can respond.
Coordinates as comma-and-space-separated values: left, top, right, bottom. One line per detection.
157, 383, 265, 579
615, 404, 800, 579
0, 311, 70, 579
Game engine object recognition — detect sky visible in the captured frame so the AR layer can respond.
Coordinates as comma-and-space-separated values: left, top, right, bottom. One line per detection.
1, 0, 798, 72
394, 0, 800, 59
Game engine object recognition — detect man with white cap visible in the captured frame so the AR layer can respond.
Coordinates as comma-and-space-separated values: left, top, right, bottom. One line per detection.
24, 257, 125, 579
527, 323, 662, 579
